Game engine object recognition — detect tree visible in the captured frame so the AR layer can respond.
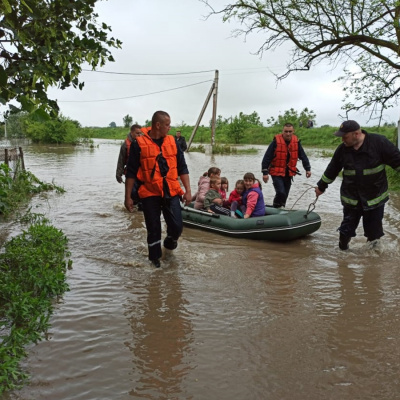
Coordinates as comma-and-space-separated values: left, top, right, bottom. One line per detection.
24, 115, 80, 144
123, 114, 133, 128
109, 121, 117, 128
3, 111, 29, 138
267, 108, 316, 128
227, 112, 250, 143
203, 0, 400, 123
0, 0, 122, 120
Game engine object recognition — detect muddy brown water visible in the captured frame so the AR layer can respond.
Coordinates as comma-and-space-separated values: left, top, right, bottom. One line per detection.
1, 139, 400, 400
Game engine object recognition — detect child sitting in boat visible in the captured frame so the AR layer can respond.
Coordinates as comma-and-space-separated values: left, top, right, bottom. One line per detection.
204, 177, 231, 216
192, 167, 221, 209
242, 172, 266, 218
228, 179, 245, 217
219, 176, 228, 200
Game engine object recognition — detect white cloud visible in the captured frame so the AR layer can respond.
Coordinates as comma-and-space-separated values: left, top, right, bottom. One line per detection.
48, 0, 400, 128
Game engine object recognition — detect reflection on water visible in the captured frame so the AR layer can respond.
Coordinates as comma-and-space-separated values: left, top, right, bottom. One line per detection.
124, 271, 193, 398
1, 139, 400, 400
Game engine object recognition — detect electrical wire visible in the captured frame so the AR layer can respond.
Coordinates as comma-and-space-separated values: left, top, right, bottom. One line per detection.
82, 68, 216, 76
59, 79, 214, 103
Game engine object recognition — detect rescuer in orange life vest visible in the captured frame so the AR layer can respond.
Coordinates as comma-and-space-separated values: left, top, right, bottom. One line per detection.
116, 124, 143, 183
261, 123, 312, 208
124, 111, 192, 268
116, 124, 143, 207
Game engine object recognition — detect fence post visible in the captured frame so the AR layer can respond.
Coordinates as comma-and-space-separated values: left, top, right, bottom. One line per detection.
19, 147, 25, 170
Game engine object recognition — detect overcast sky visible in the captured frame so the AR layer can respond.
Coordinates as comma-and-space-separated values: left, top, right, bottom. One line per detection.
48, 0, 399, 128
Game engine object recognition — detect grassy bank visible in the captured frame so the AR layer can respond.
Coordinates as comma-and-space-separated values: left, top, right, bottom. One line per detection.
0, 213, 71, 393
1, 166, 70, 393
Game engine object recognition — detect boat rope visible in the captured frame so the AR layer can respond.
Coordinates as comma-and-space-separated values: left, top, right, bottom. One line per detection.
289, 184, 319, 216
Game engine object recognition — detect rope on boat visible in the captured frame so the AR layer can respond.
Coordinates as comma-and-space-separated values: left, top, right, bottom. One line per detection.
289, 184, 319, 216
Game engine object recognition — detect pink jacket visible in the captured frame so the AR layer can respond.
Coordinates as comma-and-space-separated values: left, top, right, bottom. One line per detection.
192, 175, 210, 209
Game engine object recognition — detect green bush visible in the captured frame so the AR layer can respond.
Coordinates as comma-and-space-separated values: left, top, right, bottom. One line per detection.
0, 164, 64, 219
0, 214, 71, 393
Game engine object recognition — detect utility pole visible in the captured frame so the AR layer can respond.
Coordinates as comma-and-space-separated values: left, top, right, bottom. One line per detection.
210, 70, 219, 147
187, 70, 219, 151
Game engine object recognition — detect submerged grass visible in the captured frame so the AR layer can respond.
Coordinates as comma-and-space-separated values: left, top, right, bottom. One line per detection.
0, 164, 65, 220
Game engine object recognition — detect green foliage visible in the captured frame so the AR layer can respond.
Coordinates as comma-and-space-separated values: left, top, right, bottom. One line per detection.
24, 116, 80, 144
267, 107, 316, 128
227, 114, 249, 144
3, 112, 29, 138
0, 164, 64, 218
3, 113, 86, 143
109, 122, 117, 128
0, 214, 71, 393
81, 126, 127, 139
0, 0, 122, 118
206, 0, 400, 121
122, 114, 133, 128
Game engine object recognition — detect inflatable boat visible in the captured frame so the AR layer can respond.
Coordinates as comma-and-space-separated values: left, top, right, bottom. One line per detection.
181, 205, 321, 241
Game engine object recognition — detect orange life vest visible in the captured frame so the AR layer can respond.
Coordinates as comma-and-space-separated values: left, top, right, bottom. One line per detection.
269, 134, 299, 177
124, 137, 132, 166
135, 132, 184, 198
123, 128, 150, 174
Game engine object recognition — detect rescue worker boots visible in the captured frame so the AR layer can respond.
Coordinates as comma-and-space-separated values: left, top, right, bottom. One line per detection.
163, 236, 178, 250
339, 233, 351, 250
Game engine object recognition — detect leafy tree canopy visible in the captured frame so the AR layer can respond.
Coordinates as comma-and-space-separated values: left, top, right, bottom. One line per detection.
203, 0, 400, 123
267, 107, 316, 128
0, 0, 122, 120
123, 114, 133, 128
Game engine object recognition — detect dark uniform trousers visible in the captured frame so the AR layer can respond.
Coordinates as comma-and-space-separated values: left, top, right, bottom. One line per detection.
141, 195, 183, 260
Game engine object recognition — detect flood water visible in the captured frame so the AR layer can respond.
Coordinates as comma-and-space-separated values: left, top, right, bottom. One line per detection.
1, 139, 400, 400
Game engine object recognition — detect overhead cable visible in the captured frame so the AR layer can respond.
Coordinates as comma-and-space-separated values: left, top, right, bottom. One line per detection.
59, 79, 214, 103
82, 68, 216, 76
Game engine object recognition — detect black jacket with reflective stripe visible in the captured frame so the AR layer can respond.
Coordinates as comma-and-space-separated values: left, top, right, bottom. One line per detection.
317, 131, 400, 210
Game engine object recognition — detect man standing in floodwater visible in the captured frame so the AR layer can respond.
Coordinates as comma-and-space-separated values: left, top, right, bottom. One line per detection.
124, 111, 192, 268
261, 123, 312, 208
315, 120, 400, 250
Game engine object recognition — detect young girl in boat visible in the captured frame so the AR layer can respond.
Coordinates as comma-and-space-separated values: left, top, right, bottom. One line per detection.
192, 167, 221, 209
228, 179, 245, 217
219, 177, 228, 200
242, 172, 266, 218
204, 177, 231, 216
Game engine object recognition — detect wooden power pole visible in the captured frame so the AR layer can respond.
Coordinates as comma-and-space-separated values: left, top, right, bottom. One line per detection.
187, 70, 219, 151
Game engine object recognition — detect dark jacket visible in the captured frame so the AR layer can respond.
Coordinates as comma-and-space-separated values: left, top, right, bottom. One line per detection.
175, 135, 187, 152
317, 131, 400, 210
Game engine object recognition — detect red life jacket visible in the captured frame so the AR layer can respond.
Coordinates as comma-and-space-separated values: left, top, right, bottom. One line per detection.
269, 134, 299, 177
135, 132, 184, 198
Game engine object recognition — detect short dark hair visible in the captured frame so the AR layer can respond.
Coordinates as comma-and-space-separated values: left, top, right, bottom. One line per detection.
130, 124, 141, 131
284, 123, 294, 128
207, 167, 221, 177
152, 111, 170, 126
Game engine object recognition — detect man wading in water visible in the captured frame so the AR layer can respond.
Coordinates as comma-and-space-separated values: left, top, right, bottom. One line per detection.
124, 111, 192, 268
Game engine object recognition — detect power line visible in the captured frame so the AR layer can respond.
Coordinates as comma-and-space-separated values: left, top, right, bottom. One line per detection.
59, 79, 214, 103
82, 68, 216, 76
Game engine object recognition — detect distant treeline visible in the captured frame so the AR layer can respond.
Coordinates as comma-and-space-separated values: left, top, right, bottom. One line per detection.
81, 124, 398, 148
